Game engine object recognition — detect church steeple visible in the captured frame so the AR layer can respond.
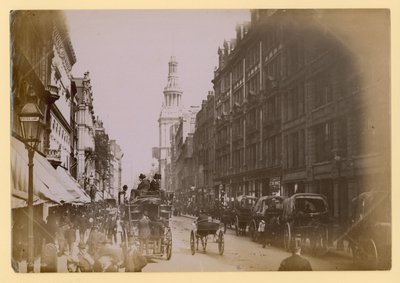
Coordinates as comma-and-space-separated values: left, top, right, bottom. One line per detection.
158, 56, 185, 192
163, 56, 182, 108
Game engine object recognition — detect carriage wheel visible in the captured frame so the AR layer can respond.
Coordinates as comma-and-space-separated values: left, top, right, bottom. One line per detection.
235, 216, 239, 236
203, 236, 207, 252
218, 231, 224, 255
250, 221, 257, 242
165, 240, 172, 260
190, 231, 196, 255
283, 223, 291, 250
363, 239, 378, 269
165, 229, 172, 260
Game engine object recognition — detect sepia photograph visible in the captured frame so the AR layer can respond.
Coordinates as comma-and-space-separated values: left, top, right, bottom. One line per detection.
9, 9, 391, 273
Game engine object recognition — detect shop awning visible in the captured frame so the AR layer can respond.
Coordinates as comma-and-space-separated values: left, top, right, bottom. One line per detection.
11, 189, 47, 209
55, 167, 91, 204
11, 137, 87, 208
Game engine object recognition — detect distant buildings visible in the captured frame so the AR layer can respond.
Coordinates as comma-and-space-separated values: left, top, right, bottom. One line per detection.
193, 92, 216, 206
109, 140, 124, 199
171, 107, 200, 203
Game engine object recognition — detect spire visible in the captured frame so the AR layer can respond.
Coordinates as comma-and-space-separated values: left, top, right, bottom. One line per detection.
163, 56, 183, 108
165, 56, 181, 92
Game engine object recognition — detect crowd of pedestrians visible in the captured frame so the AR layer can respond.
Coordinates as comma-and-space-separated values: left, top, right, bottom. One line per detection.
12, 200, 147, 272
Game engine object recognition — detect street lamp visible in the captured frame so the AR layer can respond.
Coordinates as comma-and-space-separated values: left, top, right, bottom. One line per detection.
19, 98, 44, 273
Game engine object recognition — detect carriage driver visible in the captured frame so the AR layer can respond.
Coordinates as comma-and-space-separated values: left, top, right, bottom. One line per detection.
149, 173, 161, 192
130, 174, 151, 200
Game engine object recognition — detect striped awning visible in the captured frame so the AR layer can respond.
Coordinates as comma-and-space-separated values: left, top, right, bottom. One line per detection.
11, 137, 90, 208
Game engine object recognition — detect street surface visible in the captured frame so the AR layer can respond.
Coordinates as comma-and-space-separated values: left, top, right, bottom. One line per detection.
144, 216, 355, 272
16, 215, 355, 272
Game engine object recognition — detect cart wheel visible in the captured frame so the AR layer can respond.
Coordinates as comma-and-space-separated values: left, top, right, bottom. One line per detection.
166, 240, 172, 260
165, 229, 172, 260
364, 239, 378, 269
283, 223, 291, 250
250, 221, 257, 242
218, 231, 224, 255
235, 216, 239, 236
190, 231, 196, 255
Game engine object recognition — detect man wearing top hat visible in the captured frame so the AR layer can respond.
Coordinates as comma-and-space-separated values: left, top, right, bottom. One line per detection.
149, 173, 161, 192
130, 174, 151, 200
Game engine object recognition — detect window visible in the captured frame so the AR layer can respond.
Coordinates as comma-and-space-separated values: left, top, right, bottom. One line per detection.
298, 82, 305, 114
314, 71, 333, 108
284, 135, 289, 168
315, 122, 333, 162
299, 129, 305, 166
291, 132, 299, 168
338, 118, 348, 157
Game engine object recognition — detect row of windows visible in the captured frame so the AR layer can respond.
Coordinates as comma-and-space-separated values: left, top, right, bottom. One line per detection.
52, 118, 70, 144
215, 120, 349, 173
218, 70, 338, 127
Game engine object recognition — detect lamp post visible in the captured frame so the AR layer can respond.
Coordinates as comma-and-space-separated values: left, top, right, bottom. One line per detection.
19, 98, 44, 273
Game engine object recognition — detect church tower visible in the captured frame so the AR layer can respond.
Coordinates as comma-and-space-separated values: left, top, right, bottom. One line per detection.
158, 56, 184, 191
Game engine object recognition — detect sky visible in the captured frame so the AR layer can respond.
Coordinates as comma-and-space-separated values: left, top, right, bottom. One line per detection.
65, 10, 250, 187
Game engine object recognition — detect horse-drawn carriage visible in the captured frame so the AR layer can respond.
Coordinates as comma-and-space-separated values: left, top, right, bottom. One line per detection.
232, 195, 257, 236
124, 191, 172, 260
281, 193, 330, 255
190, 216, 224, 255
249, 195, 286, 247
343, 190, 391, 270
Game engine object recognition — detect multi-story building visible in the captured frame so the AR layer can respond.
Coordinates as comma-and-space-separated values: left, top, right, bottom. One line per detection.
72, 72, 96, 196
172, 107, 199, 201
193, 91, 216, 206
94, 118, 110, 200
109, 140, 124, 199
48, 17, 78, 171
158, 56, 184, 191
11, 11, 74, 157
211, 9, 390, 230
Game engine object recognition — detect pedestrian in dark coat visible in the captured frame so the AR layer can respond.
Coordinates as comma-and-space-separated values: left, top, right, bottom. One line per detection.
278, 243, 312, 271
149, 173, 161, 192
136, 174, 150, 193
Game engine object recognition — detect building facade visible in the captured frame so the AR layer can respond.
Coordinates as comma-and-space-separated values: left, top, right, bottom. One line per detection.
158, 56, 184, 191
172, 107, 199, 202
48, 18, 78, 171
73, 72, 96, 196
10, 11, 92, 263
193, 92, 216, 206
210, 9, 390, 230
109, 140, 124, 199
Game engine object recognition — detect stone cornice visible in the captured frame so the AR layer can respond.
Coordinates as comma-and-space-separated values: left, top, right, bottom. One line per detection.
53, 25, 76, 78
